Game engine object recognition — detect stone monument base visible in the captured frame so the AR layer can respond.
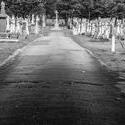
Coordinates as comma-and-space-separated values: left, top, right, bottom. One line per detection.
0, 39, 19, 42
51, 25, 62, 31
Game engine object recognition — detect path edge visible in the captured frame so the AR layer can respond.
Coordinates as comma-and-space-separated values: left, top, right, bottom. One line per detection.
84, 47, 110, 71
0, 38, 37, 68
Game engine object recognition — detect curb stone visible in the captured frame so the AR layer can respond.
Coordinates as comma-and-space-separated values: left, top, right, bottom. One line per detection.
84, 48, 110, 70
70, 34, 111, 71
0, 35, 111, 72
0, 37, 39, 68
0, 46, 27, 68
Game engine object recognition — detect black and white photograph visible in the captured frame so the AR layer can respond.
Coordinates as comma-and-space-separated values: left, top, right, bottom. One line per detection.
0, 0, 125, 124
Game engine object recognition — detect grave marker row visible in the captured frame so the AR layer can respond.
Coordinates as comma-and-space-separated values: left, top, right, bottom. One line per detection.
0, 1, 41, 40
70, 17, 125, 52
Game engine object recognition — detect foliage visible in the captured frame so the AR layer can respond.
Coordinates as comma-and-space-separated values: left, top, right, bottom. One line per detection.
1, 0, 125, 19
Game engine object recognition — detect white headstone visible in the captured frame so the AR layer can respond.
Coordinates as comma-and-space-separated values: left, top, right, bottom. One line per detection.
42, 14, 46, 28
55, 10, 59, 28
10, 15, 16, 33
16, 18, 21, 34
31, 14, 35, 24
25, 19, 29, 35
6, 16, 10, 31
35, 16, 39, 34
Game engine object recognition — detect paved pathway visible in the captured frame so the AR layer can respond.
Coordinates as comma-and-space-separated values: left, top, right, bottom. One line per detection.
0, 31, 125, 125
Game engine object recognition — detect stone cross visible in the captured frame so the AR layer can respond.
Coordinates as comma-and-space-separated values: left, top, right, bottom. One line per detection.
55, 10, 59, 28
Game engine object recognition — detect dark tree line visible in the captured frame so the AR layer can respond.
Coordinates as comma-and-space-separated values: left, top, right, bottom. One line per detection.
1, 0, 125, 20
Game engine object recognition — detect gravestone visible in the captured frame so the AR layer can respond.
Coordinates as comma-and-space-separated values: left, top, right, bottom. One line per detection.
25, 19, 29, 35
55, 10, 59, 28
6, 15, 10, 31
22, 19, 29, 38
0, 1, 7, 33
30, 14, 35, 34
10, 15, 16, 33
42, 14, 46, 28
15, 18, 22, 35
35, 16, 39, 34
31, 14, 35, 24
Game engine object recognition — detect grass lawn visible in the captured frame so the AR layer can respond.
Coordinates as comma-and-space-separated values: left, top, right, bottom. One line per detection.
0, 34, 40, 64
64, 29, 125, 73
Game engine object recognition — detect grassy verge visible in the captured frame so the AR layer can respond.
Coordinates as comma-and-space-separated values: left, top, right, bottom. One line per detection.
64, 29, 125, 73
40, 26, 52, 36
0, 34, 40, 65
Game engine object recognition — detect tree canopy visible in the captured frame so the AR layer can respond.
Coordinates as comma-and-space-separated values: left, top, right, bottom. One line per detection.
1, 0, 125, 19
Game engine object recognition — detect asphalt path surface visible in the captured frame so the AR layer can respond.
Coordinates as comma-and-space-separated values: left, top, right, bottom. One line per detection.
0, 31, 125, 125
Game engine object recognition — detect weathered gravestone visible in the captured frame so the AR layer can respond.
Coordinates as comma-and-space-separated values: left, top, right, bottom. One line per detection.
10, 15, 15, 33
35, 16, 40, 34
30, 14, 35, 34
22, 19, 29, 38
6, 15, 10, 32
42, 14, 46, 28
55, 10, 59, 28
0, 1, 8, 37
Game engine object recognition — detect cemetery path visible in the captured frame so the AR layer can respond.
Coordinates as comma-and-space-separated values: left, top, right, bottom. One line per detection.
0, 31, 125, 125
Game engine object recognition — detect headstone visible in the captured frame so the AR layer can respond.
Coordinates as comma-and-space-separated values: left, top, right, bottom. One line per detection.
30, 14, 35, 34
24, 19, 29, 36
0, 1, 7, 32
35, 16, 39, 34
55, 10, 59, 28
10, 15, 16, 33
6, 15, 10, 31
15, 18, 21, 34
111, 18, 116, 53
26, 19, 29, 35
42, 14, 46, 28
31, 14, 35, 24
28, 16, 30, 24
80, 19, 86, 34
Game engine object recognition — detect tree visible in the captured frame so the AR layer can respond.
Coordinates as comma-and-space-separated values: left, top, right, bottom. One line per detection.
1, 0, 125, 20
3, 0, 57, 18
57, 0, 73, 25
